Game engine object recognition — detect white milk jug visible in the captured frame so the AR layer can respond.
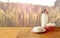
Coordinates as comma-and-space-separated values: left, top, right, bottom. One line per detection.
41, 13, 48, 27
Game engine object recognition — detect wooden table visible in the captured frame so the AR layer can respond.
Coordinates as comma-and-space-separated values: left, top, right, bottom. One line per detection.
18, 27, 60, 38
0, 27, 60, 38
0, 27, 20, 38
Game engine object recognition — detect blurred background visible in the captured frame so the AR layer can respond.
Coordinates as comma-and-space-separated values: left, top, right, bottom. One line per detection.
0, 0, 60, 27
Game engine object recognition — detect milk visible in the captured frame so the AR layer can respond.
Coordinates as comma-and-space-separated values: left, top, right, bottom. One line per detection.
41, 13, 48, 27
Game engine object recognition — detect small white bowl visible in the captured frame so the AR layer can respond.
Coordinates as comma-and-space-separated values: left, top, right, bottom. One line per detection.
31, 26, 46, 33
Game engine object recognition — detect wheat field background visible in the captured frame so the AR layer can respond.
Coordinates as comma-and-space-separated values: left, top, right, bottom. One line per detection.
0, 2, 60, 27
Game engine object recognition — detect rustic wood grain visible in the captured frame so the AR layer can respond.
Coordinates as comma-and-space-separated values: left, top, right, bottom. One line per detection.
0, 27, 20, 38
0, 27, 60, 38
18, 27, 60, 38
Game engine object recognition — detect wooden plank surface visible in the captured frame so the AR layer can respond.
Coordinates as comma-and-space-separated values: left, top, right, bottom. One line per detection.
0, 27, 20, 38
18, 27, 60, 38
0, 27, 60, 38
